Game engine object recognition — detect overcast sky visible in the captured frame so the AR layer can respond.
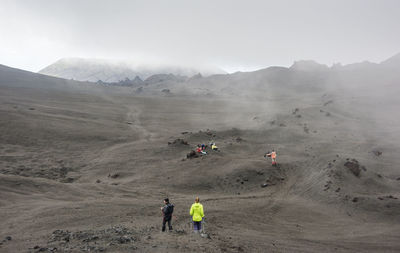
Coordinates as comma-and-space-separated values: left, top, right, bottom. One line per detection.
0, 0, 399, 73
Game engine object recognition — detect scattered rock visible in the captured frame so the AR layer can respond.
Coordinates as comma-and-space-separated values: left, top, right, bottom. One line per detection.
5, 236, 12, 241
335, 187, 341, 192
126, 121, 133, 125
325, 112, 331, 117
261, 183, 268, 188
38, 226, 137, 252
235, 137, 243, 142
296, 114, 302, 118
323, 100, 333, 106
168, 138, 189, 145
60, 177, 75, 183
96, 179, 101, 183
344, 160, 361, 177
292, 108, 299, 114
279, 123, 286, 127
186, 150, 199, 159
200, 233, 211, 239
372, 150, 382, 156
29, 107, 35, 110
108, 173, 120, 179
324, 181, 332, 191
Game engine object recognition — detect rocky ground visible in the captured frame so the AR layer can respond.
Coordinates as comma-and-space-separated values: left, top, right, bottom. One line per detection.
0, 64, 400, 252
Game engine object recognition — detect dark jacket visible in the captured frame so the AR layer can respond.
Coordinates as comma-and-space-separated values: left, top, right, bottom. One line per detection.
162, 203, 174, 218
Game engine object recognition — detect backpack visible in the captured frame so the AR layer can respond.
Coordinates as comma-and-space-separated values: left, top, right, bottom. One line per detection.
165, 204, 174, 216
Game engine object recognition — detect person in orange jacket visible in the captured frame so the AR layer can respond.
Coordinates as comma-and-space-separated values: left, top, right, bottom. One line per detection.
265, 149, 277, 166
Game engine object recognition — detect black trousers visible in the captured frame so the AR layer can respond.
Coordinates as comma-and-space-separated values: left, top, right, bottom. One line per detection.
162, 216, 172, 231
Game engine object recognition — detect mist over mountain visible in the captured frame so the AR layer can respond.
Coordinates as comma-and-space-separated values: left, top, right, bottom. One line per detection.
38, 58, 226, 82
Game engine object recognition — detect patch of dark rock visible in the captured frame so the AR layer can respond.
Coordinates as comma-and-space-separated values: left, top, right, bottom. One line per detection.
372, 150, 382, 156
320, 109, 324, 112
174, 229, 186, 235
325, 112, 331, 116
397, 177, 400, 181
96, 179, 101, 183
60, 177, 75, 183
335, 187, 341, 192
352, 197, 359, 203
292, 108, 299, 114
324, 181, 332, 191
161, 89, 170, 93
344, 160, 361, 177
235, 137, 243, 142
279, 123, 286, 127
303, 126, 309, 133
181, 131, 189, 135
270, 120, 276, 125
168, 138, 189, 145
296, 114, 302, 118
40, 226, 137, 252
376, 173, 382, 178
126, 121, 133, 125
261, 183, 268, 188
32, 246, 50, 252
253, 116, 259, 120
186, 150, 199, 159
29, 107, 35, 110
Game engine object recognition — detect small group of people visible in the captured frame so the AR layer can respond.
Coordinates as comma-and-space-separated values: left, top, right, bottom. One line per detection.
195, 142, 219, 155
161, 197, 205, 233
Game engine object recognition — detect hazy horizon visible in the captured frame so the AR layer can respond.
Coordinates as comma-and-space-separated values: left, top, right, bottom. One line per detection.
1, 0, 399, 73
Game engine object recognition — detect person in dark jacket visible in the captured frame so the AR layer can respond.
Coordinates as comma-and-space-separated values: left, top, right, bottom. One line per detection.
161, 198, 174, 232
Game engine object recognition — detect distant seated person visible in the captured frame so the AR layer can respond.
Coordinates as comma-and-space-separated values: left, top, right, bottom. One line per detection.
211, 143, 218, 151
196, 145, 207, 155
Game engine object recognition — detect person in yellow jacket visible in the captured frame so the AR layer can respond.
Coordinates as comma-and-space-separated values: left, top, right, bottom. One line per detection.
190, 197, 204, 233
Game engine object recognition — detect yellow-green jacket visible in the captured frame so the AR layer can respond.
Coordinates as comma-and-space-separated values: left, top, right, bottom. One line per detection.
190, 203, 204, 221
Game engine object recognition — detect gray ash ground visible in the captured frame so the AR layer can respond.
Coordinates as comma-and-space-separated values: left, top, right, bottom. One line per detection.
29, 226, 138, 252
